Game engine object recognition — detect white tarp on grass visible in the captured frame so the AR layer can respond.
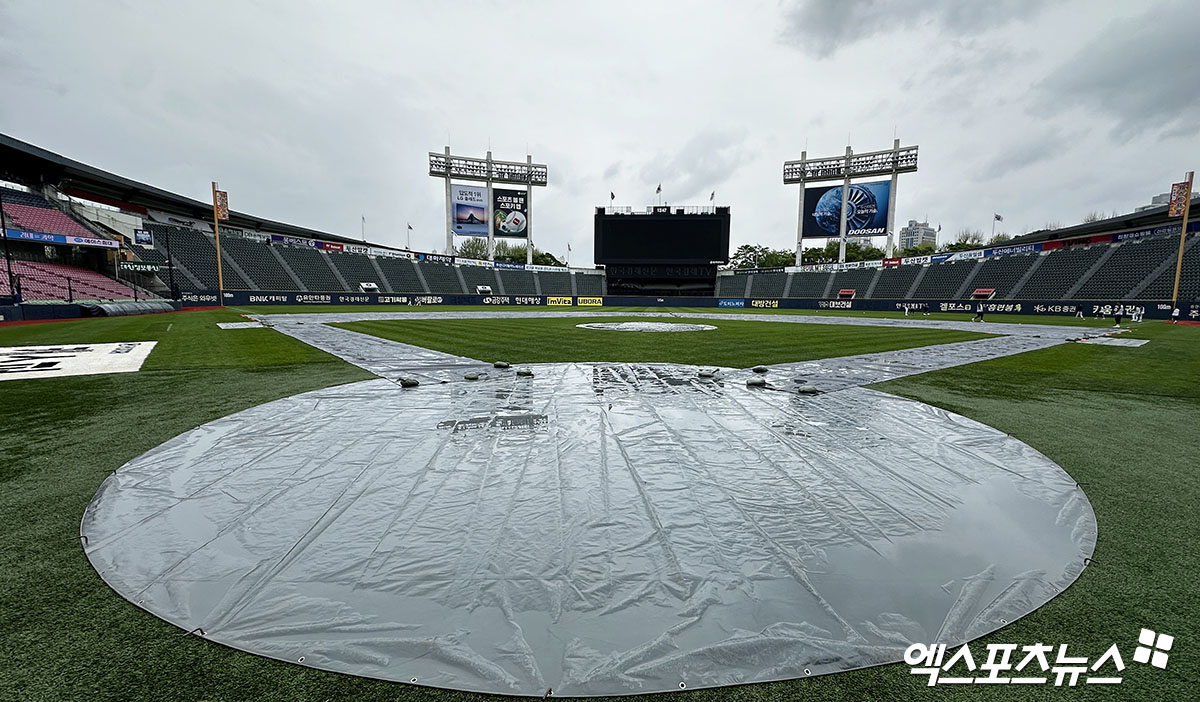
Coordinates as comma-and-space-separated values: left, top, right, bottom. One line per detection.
0, 342, 156, 382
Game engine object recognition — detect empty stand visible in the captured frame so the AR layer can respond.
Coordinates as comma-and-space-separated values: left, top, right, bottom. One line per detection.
274, 246, 343, 291
327, 252, 387, 291
1138, 235, 1200, 301
828, 268, 877, 298
1016, 246, 1105, 299
538, 270, 572, 295
871, 265, 921, 299
1074, 236, 1181, 300
716, 274, 749, 298
751, 273, 787, 298
460, 265, 499, 293
788, 272, 831, 298
419, 262, 466, 294
8, 260, 144, 301
145, 223, 251, 290
497, 268, 538, 295
221, 236, 297, 291
965, 254, 1038, 299
376, 258, 427, 293
912, 261, 976, 299
575, 274, 604, 296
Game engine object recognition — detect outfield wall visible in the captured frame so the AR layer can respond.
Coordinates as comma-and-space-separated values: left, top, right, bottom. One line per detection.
180, 290, 1195, 320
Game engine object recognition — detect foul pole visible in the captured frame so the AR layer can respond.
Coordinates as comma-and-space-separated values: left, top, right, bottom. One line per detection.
1170, 171, 1194, 309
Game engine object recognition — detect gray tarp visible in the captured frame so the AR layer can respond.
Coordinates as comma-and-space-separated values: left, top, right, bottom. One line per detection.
82, 312, 1100, 696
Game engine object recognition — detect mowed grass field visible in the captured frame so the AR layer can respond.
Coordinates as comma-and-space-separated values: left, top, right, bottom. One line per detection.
0, 306, 1196, 701
333, 315, 991, 366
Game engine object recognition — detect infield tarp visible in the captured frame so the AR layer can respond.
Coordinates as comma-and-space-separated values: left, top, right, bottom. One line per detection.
81, 314, 1099, 696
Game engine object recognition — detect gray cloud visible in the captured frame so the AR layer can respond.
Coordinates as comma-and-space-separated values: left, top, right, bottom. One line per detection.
780, 0, 1053, 59
980, 128, 1070, 181
639, 130, 753, 203
1037, 1, 1200, 141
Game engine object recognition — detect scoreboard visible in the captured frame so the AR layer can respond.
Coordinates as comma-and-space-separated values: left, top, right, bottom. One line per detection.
594, 207, 730, 265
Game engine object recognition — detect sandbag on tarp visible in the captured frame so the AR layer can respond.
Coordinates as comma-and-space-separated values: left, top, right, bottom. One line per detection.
80, 301, 178, 317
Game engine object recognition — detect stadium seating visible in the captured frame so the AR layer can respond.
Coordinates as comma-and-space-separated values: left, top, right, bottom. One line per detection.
829, 268, 877, 297
274, 245, 343, 291
460, 265, 498, 293
0, 186, 55, 208
419, 262, 466, 294
497, 268, 538, 295
220, 236, 297, 291
132, 246, 193, 291
1137, 235, 1199, 301
376, 257, 426, 293
1074, 236, 1180, 300
716, 274, 750, 297
8, 260, 143, 301
788, 272, 831, 298
965, 253, 1038, 298
145, 223, 252, 290
912, 260, 976, 299
327, 252, 387, 291
871, 265, 921, 299
538, 270, 572, 295
575, 273, 604, 296
751, 273, 787, 298
1016, 246, 1105, 300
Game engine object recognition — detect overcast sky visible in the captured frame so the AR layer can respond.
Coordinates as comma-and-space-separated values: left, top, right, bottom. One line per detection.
2, 0, 1197, 264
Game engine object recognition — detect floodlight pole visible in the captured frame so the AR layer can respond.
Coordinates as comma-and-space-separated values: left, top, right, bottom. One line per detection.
838, 146, 851, 263
1170, 170, 1194, 309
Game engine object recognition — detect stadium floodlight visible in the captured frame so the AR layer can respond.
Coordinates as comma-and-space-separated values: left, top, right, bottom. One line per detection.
783, 139, 918, 264
430, 148, 548, 263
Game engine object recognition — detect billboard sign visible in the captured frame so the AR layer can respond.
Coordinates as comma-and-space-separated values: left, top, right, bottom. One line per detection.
493, 188, 528, 238
451, 184, 488, 236
133, 229, 153, 246
801, 180, 891, 239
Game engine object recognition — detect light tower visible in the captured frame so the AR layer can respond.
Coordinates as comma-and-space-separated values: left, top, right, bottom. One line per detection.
783, 139, 918, 264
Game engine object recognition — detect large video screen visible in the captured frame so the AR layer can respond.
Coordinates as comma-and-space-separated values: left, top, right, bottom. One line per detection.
800, 180, 890, 239
594, 210, 730, 264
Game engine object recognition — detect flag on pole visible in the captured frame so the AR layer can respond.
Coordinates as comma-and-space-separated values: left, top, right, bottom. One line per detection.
610, 192, 615, 201
567, 243, 572, 252
407, 223, 414, 231
994, 213, 1004, 222
937, 224, 942, 233
213, 189, 229, 220
656, 184, 662, 194
1168, 180, 1191, 217
709, 191, 715, 202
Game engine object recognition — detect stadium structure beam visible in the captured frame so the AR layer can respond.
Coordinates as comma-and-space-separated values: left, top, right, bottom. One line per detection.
784, 141, 918, 264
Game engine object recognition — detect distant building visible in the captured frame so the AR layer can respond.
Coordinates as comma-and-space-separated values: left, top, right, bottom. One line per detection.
899, 219, 937, 250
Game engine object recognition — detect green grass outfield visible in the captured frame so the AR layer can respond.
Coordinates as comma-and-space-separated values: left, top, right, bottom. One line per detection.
0, 307, 1195, 700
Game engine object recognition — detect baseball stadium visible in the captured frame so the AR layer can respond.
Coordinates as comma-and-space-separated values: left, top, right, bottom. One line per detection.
2, 3, 1198, 700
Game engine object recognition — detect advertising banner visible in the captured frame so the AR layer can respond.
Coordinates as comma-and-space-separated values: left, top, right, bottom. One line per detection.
451, 184, 488, 236
492, 188, 528, 238
801, 180, 891, 239
133, 229, 153, 246
882, 258, 901, 267
494, 261, 526, 270
418, 253, 455, 265
1168, 180, 1191, 217
214, 190, 230, 221
1, 229, 120, 249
